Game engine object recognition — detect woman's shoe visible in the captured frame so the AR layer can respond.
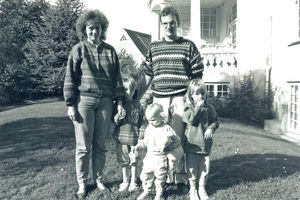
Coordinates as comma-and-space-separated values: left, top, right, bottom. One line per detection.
77, 184, 87, 199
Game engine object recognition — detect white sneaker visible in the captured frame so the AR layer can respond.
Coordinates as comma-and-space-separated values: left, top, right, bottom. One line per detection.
118, 182, 129, 192
128, 182, 138, 192
198, 187, 209, 200
77, 183, 86, 195
189, 188, 200, 200
154, 192, 164, 200
137, 191, 151, 200
96, 180, 108, 191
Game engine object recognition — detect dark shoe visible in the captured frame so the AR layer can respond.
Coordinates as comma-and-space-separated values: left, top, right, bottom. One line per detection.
177, 183, 189, 195
164, 183, 177, 194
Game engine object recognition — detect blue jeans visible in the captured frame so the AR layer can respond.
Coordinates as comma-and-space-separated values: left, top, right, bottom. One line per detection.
73, 96, 113, 184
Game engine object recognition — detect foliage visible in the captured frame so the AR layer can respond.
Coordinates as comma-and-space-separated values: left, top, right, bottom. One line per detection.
0, 0, 49, 103
24, 0, 83, 98
208, 71, 266, 127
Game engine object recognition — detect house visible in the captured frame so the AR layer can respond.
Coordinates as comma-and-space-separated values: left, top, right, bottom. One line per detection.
115, 28, 151, 76
143, 0, 299, 139
115, 28, 152, 100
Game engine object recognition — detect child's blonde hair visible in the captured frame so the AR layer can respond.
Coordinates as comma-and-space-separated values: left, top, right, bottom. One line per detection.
122, 76, 137, 91
185, 78, 207, 106
145, 103, 164, 120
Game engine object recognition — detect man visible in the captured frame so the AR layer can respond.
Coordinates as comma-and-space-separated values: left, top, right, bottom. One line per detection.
143, 6, 204, 193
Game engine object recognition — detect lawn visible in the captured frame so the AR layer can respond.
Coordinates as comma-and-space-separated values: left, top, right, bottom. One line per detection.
0, 100, 300, 200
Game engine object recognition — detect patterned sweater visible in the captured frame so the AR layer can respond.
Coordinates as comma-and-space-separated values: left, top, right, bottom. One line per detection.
144, 37, 203, 97
63, 40, 124, 106
113, 95, 145, 146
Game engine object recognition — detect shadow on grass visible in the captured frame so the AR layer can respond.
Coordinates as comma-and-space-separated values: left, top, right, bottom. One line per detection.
0, 97, 63, 113
207, 153, 300, 195
0, 116, 74, 177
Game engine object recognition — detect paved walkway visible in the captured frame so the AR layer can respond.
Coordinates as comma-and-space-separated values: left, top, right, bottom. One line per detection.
280, 135, 300, 146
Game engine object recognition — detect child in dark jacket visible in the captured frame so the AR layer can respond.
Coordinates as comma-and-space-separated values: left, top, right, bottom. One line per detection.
182, 78, 219, 200
113, 76, 145, 192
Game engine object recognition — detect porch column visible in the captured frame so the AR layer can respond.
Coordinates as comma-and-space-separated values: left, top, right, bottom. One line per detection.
190, 0, 202, 48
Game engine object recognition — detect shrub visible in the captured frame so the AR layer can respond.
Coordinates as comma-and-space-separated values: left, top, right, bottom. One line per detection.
208, 71, 266, 127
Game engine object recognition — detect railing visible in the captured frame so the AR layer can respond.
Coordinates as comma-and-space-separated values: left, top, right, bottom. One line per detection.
200, 43, 238, 68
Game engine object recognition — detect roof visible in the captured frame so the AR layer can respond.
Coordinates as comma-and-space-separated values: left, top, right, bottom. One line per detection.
124, 28, 152, 57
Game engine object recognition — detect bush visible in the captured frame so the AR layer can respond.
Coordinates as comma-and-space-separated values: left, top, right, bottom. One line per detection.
208, 72, 266, 127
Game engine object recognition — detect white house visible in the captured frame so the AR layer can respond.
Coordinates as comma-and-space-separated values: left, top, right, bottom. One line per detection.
102, 0, 299, 139
144, 0, 300, 139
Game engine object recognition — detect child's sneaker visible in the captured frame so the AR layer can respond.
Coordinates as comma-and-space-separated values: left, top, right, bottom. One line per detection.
96, 180, 108, 191
118, 181, 130, 192
154, 192, 165, 200
198, 186, 209, 200
137, 191, 151, 200
128, 182, 138, 192
189, 188, 200, 200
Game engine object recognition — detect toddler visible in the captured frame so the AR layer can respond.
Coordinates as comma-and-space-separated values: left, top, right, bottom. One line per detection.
134, 103, 183, 200
183, 79, 219, 200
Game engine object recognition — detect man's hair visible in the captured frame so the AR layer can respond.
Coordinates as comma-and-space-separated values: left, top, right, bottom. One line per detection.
145, 103, 163, 120
160, 6, 180, 26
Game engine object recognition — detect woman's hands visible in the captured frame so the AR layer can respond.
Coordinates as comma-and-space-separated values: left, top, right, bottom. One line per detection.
67, 106, 80, 122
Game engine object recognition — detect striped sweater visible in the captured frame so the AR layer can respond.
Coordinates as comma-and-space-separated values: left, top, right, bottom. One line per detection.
63, 41, 124, 106
144, 37, 203, 97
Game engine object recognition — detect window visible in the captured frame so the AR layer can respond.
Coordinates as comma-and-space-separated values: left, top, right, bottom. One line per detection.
206, 83, 229, 97
217, 84, 229, 97
201, 8, 217, 38
206, 85, 214, 97
288, 82, 300, 132
228, 3, 237, 45
299, 1, 300, 37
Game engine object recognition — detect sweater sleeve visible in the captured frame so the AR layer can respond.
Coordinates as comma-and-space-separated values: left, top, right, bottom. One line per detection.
182, 104, 205, 126
63, 44, 82, 107
207, 104, 219, 133
143, 46, 154, 77
189, 41, 204, 79
112, 48, 124, 100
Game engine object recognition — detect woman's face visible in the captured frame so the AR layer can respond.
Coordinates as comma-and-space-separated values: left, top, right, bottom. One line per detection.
85, 20, 102, 44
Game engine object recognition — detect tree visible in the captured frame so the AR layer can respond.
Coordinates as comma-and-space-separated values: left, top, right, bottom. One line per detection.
0, 0, 49, 103
24, 0, 83, 97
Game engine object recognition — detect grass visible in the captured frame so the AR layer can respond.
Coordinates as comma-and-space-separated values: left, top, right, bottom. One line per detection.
0, 100, 300, 200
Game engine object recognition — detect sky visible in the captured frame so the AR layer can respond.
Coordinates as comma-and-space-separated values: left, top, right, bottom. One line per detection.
48, 0, 156, 46
83, 0, 156, 46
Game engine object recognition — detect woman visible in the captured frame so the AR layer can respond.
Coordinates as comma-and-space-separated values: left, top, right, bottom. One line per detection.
63, 9, 125, 198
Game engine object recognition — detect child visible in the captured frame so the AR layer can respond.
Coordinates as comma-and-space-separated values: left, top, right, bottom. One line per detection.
134, 103, 184, 200
113, 76, 144, 192
182, 79, 219, 200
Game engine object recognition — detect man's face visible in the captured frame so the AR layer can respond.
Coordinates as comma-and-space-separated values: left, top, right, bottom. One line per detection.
161, 14, 178, 39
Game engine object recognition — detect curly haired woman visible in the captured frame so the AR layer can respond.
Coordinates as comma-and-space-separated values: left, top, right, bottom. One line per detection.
63, 9, 125, 198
